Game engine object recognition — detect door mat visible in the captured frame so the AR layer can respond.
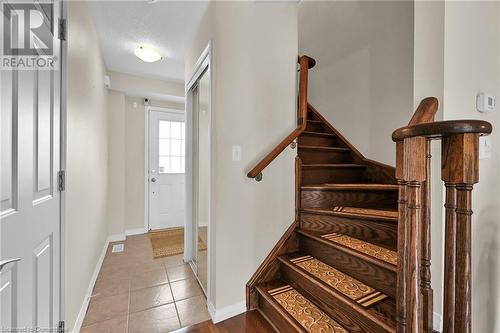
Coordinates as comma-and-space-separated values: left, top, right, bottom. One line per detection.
149, 227, 207, 259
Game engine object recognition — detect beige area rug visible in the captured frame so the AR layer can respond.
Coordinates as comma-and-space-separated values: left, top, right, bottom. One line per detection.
149, 227, 207, 259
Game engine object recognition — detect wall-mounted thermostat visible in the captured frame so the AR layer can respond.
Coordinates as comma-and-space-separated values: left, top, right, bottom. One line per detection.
476, 93, 495, 113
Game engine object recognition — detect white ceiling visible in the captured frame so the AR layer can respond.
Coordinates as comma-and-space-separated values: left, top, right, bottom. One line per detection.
89, 1, 209, 82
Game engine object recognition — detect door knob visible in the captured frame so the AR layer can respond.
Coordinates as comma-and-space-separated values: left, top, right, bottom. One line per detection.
0, 258, 21, 272
151, 178, 156, 182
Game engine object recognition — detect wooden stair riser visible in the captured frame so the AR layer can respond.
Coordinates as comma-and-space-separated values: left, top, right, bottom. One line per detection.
367, 298, 397, 328
257, 287, 305, 333
298, 149, 353, 165
301, 166, 367, 185
298, 134, 338, 147
279, 259, 395, 333
300, 213, 397, 251
307, 110, 319, 121
305, 121, 325, 132
298, 233, 396, 298
301, 189, 398, 209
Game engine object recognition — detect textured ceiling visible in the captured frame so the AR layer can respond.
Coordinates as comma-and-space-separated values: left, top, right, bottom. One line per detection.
89, 1, 209, 82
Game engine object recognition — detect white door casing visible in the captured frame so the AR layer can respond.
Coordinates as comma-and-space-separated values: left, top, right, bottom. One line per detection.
147, 109, 186, 231
185, 41, 212, 302
1, 1, 62, 331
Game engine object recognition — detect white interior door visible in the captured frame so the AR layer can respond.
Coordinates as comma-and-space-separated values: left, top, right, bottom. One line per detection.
0, 1, 62, 331
148, 109, 186, 231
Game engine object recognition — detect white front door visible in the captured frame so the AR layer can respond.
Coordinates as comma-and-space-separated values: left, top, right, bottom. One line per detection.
1, 1, 62, 331
148, 109, 186, 231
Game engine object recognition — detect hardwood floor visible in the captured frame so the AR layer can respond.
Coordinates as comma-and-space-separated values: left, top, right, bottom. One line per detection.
172, 311, 275, 333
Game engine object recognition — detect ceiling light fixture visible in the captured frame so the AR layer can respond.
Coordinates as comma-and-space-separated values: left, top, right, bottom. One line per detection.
134, 46, 162, 63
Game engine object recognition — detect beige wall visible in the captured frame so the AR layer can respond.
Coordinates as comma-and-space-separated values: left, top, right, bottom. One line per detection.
65, 1, 109, 329
442, 2, 500, 331
107, 91, 126, 236
413, 1, 445, 326
106, 93, 184, 235
298, 1, 414, 165
186, 1, 298, 312
108, 71, 184, 104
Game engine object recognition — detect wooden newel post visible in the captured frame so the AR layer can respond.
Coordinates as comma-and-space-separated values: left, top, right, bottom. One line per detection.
393, 97, 491, 333
396, 137, 427, 333
441, 133, 479, 333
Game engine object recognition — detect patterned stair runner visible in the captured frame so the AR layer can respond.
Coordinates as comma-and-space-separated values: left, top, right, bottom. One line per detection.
333, 206, 398, 219
268, 285, 349, 333
321, 233, 397, 265
290, 256, 387, 308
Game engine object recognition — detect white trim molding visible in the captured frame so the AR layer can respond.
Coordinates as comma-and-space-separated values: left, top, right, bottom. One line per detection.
184, 40, 215, 311
107, 234, 126, 243
125, 227, 146, 236
107, 228, 146, 244
207, 301, 246, 324
72, 238, 110, 333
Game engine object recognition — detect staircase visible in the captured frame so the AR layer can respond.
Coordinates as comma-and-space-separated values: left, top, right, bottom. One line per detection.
246, 56, 492, 333
248, 104, 399, 333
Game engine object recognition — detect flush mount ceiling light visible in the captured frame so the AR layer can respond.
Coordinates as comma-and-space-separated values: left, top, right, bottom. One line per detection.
134, 46, 162, 63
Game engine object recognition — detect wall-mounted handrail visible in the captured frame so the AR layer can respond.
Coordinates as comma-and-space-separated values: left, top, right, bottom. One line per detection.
393, 97, 492, 333
247, 55, 316, 181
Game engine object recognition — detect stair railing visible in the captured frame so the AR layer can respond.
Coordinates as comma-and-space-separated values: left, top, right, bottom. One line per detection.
247, 55, 316, 181
392, 98, 492, 333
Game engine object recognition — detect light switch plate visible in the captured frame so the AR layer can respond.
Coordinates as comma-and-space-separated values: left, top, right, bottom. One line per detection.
479, 136, 492, 159
232, 145, 242, 161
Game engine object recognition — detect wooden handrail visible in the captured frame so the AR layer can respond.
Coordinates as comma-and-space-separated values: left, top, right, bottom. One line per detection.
247, 55, 316, 180
393, 120, 492, 141
408, 97, 439, 125
393, 97, 492, 333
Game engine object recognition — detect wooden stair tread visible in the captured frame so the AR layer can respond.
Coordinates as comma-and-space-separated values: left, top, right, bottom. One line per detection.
300, 207, 398, 223
259, 283, 350, 333
297, 230, 397, 270
301, 183, 398, 191
281, 254, 388, 308
301, 131, 336, 137
298, 145, 349, 152
321, 233, 397, 266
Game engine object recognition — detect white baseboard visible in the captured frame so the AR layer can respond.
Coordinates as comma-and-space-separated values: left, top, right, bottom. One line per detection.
125, 227, 146, 236
434, 311, 443, 331
72, 237, 110, 333
107, 228, 145, 244
208, 301, 246, 324
107, 233, 125, 242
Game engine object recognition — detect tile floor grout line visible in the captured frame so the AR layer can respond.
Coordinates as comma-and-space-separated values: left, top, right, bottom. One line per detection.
82, 234, 208, 331
164, 257, 183, 329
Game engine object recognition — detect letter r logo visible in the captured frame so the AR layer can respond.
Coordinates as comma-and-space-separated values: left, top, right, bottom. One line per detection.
2, 3, 53, 56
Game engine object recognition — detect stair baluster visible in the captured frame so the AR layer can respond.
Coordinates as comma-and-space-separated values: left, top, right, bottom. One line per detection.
393, 114, 491, 333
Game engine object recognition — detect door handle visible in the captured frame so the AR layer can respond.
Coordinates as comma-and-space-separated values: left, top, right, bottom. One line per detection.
151, 178, 156, 182
0, 258, 21, 272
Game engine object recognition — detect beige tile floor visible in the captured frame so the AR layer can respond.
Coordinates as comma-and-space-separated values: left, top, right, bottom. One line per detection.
81, 233, 210, 333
